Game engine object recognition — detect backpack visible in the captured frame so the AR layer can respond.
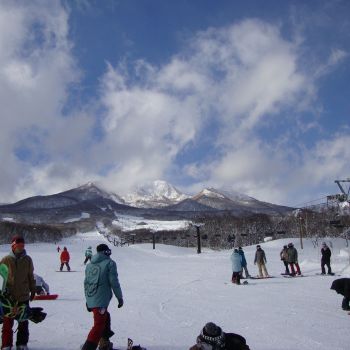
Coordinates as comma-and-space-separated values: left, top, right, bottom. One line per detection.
84, 264, 101, 297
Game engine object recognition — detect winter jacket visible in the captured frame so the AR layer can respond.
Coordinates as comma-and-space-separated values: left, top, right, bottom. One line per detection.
84, 252, 123, 308
254, 249, 266, 264
287, 247, 298, 263
321, 247, 331, 262
238, 249, 247, 267
331, 278, 350, 298
280, 248, 288, 261
85, 247, 93, 258
231, 251, 243, 272
34, 274, 50, 294
0, 250, 35, 302
60, 249, 70, 263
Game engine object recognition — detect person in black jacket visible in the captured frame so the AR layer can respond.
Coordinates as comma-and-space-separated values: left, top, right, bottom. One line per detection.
321, 242, 332, 275
330, 278, 350, 311
189, 322, 250, 350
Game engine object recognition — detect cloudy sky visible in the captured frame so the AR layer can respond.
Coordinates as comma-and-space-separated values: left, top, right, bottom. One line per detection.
0, 0, 349, 206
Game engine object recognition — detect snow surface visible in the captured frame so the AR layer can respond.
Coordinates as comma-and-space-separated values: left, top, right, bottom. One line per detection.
64, 212, 91, 223
1, 234, 349, 350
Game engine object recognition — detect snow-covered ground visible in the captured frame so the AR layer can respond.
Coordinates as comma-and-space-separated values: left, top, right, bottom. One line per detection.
0, 233, 349, 350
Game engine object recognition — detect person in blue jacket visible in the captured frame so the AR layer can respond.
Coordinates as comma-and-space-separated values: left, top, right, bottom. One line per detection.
231, 248, 243, 285
81, 244, 123, 350
238, 247, 251, 279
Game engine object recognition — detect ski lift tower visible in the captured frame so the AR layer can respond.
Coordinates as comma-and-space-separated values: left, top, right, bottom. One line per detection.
327, 178, 350, 208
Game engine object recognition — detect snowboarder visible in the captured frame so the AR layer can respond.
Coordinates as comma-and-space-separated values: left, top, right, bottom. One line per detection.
330, 278, 350, 311
57, 246, 60, 253
254, 245, 269, 278
0, 235, 36, 350
34, 274, 50, 295
59, 246, 71, 271
321, 242, 332, 275
81, 243, 124, 350
84, 246, 93, 265
286, 243, 301, 276
189, 322, 250, 350
230, 248, 243, 285
280, 245, 290, 275
238, 247, 250, 278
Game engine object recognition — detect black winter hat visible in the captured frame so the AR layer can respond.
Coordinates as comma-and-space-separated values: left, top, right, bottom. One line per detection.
96, 244, 111, 256
197, 322, 225, 349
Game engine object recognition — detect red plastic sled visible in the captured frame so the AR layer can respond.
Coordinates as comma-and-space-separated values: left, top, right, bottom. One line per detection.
33, 294, 58, 300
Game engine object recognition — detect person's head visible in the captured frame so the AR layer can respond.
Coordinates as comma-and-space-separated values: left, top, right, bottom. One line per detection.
96, 244, 112, 256
322, 242, 327, 248
288, 242, 293, 248
11, 235, 25, 254
256, 245, 261, 249
238, 247, 243, 251
196, 322, 225, 350
283, 245, 287, 249
234, 248, 239, 253
63, 246, 67, 251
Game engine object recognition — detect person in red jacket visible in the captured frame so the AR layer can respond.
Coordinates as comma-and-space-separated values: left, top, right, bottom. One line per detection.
60, 247, 71, 271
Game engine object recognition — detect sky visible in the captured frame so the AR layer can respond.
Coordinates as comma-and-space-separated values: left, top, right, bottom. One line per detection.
0, 0, 349, 207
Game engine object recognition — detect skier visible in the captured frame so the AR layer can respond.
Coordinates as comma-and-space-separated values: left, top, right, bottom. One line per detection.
238, 247, 250, 278
330, 278, 350, 311
230, 248, 243, 285
34, 274, 50, 295
0, 235, 36, 350
189, 322, 250, 350
286, 243, 301, 276
321, 242, 333, 275
81, 243, 124, 350
59, 246, 71, 271
84, 246, 93, 265
280, 245, 290, 275
57, 246, 60, 253
254, 245, 269, 278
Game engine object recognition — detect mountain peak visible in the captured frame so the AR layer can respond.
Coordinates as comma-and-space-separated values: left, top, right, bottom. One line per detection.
122, 180, 188, 208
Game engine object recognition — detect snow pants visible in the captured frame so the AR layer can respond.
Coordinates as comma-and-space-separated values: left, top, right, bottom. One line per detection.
283, 261, 290, 274
321, 259, 332, 274
289, 263, 301, 275
1, 317, 29, 348
341, 297, 350, 310
240, 265, 250, 278
257, 262, 268, 277
60, 262, 71, 271
83, 307, 111, 349
232, 272, 241, 285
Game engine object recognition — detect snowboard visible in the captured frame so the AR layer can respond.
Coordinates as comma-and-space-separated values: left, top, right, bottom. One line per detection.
0, 264, 9, 293
249, 276, 275, 279
33, 294, 58, 300
55, 270, 78, 272
283, 274, 305, 278
315, 273, 338, 276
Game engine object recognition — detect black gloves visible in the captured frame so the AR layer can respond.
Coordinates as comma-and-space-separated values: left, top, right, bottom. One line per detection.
118, 299, 124, 308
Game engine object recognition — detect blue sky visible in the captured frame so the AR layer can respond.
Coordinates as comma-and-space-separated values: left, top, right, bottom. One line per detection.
0, 0, 349, 206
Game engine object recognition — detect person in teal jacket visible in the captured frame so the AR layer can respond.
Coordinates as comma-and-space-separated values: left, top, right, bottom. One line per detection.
230, 248, 243, 285
81, 244, 123, 350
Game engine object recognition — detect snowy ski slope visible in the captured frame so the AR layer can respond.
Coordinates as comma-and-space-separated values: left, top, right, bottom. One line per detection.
0, 231, 349, 350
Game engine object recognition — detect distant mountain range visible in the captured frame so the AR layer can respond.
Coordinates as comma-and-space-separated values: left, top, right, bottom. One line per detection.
0, 181, 294, 227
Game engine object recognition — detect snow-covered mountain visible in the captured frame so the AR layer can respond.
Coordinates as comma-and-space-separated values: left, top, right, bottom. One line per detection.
191, 187, 292, 215
122, 180, 188, 208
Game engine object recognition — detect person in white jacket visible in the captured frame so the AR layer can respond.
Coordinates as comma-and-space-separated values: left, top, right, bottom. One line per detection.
34, 274, 50, 295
